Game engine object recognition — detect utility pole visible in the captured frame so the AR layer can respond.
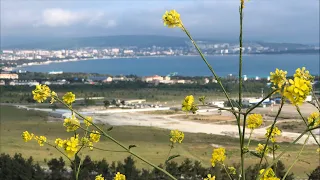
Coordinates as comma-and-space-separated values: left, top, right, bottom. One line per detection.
261, 88, 264, 98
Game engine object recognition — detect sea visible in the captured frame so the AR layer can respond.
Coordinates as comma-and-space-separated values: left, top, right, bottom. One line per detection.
18, 54, 319, 77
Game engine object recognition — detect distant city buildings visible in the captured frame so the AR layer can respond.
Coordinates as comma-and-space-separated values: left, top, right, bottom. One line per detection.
1, 41, 316, 69
0, 73, 19, 79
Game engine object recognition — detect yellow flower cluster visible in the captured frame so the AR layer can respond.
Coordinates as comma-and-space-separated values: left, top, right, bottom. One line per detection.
255, 143, 270, 155
63, 115, 80, 132
265, 126, 281, 143
22, 131, 47, 146
170, 130, 184, 143
204, 174, 215, 180
114, 172, 126, 180
84, 116, 93, 127
283, 77, 311, 105
294, 67, 313, 82
32, 84, 51, 103
210, 147, 226, 167
308, 112, 320, 127
54, 135, 80, 157
90, 131, 101, 143
62, 92, 76, 104
317, 148, 320, 153
269, 67, 313, 105
259, 168, 280, 180
270, 68, 287, 89
95, 174, 105, 180
162, 10, 182, 29
55, 138, 66, 148
65, 135, 79, 157
81, 137, 94, 150
35, 135, 47, 146
22, 131, 34, 142
247, 114, 263, 129
182, 95, 198, 114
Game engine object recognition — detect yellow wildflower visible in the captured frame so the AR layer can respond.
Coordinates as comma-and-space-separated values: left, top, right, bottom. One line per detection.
308, 112, 320, 127
35, 135, 47, 146
170, 129, 184, 143
50, 91, 57, 104
80, 137, 94, 150
55, 138, 65, 148
228, 166, 237, 175
247, 114, 263, 129
269, 68, 287, 89
95, 174, 105, 180
63, 115, 80, 132
84, 116, 93, 127
210, 147, 226, 167
204, 174, 215, 180
283, 77, 311, 105
182, 95, 198, 113
259, 168, 280, 180
32, 84, 51, 103
62, 92, 75, 104
64, 135, 79, 157
162, 10, 182, 29
114, 172, 126, 180
294, 67, 313, 82
265, 126, 281, 143
256, 143, 270, 155
90, 131, 101, 143
317, 148, 320, 153
241, 0, 245, 9
22, 131, 34, 142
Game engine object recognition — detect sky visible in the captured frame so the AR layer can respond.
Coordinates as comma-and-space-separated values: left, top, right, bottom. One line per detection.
1, 0, 319, 44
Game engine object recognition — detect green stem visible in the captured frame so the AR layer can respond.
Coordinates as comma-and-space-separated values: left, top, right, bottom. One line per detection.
238, 3, 245, 179
222, 164, 233, 180
295, 105, 320, 146
45, 143, 72, 163
164, 143, 174, 166
57, 98, 178, 180
241, 114, 247, 180
281, 133, 311, 180
239, 6, 243, 111
75, 146, 84, 180
257, 98, 284, 170
311, 90, 320, 110
181, 24, 236, 114
256, 127, 318, 180
247, 129, 253, 147
272, 143, 276, 174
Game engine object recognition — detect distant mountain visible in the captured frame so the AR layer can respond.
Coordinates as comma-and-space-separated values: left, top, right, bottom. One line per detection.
1, 35, 191, 49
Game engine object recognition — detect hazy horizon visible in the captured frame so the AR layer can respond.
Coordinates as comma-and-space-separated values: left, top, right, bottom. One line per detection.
1, 0, 319, 45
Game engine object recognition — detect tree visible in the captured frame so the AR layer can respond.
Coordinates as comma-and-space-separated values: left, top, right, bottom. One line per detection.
308, 166, 320, 180
47, 157, 67, 180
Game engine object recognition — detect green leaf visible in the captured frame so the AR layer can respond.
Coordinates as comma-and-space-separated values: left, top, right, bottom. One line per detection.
129, 145, 137, 150
107, 126, 113, 131
165, 155, 180, 164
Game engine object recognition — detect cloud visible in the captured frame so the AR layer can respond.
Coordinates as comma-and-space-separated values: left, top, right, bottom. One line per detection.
39, 8, 85, 27
0, 0, 319, 43
33, 8, 116, 28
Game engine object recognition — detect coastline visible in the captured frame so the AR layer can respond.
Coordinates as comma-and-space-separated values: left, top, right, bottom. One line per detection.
11, 53, 286, 70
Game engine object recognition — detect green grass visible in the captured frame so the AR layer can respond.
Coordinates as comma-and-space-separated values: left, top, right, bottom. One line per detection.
0, 105, 318, 177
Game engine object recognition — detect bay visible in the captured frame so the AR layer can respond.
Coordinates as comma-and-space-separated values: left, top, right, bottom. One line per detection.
19, 54, 319, 77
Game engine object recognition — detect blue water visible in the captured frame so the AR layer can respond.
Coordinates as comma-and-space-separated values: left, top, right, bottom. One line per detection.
19, 54, 319, 77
